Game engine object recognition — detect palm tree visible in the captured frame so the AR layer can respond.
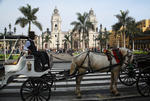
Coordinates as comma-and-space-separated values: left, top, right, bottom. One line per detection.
63, 33, 72, 50
112, 22, 122, 47
43, 35, 51, 44
96, 24, 104, 52
114, 10, 134, 48
126, 20, 142, 50
71, 12, 94, 50
104, 27, 110, 49
15, 4, 42, 34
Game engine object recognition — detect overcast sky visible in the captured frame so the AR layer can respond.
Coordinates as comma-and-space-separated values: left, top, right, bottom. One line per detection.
0, 0, 150, 35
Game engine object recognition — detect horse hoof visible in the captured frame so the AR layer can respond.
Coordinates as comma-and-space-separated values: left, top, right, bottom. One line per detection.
115, 93, 121, 96
76, 95, 82, 99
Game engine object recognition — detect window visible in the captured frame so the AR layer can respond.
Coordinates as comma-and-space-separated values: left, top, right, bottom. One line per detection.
55, 24, 57, 27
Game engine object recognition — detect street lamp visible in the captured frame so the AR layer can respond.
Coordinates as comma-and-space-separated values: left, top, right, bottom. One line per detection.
14, 27, 16, 34
9, 23, 11, 32
4, 27, 7, 62
56, 33, 60, 51
95, 35, 96, 52
42, 32, 44, 50
93, 35, 96, 52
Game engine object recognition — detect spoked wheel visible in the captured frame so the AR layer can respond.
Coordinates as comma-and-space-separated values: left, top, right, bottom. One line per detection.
119, 63, 138, 86
20, 77, 51, 101
41, 73, 54, 86
0, 84, 7, 90
136, 68, 150, 97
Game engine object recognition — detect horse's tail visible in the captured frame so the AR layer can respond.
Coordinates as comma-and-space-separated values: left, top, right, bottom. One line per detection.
70, 61, 77, 76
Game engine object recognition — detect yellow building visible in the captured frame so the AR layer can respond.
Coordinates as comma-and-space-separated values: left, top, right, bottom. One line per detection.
0, 42, 3, 49
109, 30, 128, 48
109, 19, 150, 49
137, 19, 150, 32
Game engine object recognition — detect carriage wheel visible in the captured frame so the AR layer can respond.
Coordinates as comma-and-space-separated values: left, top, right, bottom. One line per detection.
20, 77, 51, 101
119, 63, 138, 86
41, 73, 54, 87
0, 84, 6, 90
136, 68, 150, 97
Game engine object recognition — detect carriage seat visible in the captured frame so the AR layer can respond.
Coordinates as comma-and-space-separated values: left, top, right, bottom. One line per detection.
4, 56, 26, 73
34, 51, 52, 72
4, 53, 23, 65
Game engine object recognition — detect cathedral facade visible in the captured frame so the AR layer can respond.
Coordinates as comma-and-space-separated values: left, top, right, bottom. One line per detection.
36, 8, 99, 51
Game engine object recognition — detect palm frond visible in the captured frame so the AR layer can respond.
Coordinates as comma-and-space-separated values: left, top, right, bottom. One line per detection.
31, 8, 39, 15
32, 21, 43, 31
15, 17, 28, 27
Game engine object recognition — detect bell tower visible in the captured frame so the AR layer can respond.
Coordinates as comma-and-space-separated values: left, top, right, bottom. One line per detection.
51, 7, 61, 33
51, 7, 62, 50
88, 8, 98, 32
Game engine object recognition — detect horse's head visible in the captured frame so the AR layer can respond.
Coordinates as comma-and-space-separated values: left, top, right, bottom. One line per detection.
119, 48, 133, 64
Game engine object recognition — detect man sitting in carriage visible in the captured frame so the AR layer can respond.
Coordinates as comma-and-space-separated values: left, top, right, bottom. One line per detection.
24, 31, 50, 72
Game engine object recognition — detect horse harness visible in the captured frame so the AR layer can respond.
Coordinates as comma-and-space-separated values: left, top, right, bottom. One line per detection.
76, 49, 125, 73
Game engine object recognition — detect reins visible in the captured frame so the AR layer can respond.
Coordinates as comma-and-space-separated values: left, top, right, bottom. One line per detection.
77, 51, 93, 72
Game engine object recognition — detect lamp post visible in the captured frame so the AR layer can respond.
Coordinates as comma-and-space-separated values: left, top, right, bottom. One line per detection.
56, 33, 60, 51
42, 32, 44, 50
95, 35, 96, 52
46, 28, 50, 50
8, 23, 16, 53
93, 35, 94, 50
93, 35, 96, 52
4, 27, 7, 62
14, 27, 16, 34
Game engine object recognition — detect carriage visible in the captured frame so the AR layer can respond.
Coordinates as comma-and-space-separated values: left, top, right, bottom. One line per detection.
119, 53, 150, 97
0, 42, 150, 101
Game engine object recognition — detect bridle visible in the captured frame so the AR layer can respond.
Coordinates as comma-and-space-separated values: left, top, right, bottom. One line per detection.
122, 50, 133, 65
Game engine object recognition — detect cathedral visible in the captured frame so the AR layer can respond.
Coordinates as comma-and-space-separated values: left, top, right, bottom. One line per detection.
36, 7, 99, 51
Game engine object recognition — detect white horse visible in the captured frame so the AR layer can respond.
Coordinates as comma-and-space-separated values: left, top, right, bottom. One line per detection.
70, 48, 133, 98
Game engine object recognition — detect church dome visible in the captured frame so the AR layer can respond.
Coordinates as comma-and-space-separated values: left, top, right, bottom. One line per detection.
54, 7, 59, 14
89, 8, 94, 15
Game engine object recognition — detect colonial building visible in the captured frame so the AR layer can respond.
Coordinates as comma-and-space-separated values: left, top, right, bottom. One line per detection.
133, 19, 150, 50
137, 19, 150, 32
36, 7, 67, 51
109, 19, 150, 50
36, 8, 99, 51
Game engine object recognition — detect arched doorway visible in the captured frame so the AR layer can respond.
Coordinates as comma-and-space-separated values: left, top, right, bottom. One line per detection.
74, 41, 78, 50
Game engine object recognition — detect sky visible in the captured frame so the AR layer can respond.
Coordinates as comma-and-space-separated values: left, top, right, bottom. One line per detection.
0, 0, 150, 36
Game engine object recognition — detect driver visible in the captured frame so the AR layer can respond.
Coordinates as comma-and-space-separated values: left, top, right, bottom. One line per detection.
24, 31, 47, 71
24, 31, 37, 54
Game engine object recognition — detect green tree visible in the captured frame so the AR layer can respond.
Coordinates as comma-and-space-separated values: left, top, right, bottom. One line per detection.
43, 35, 51, 44
71, 12, 94, 50
126, 20, 142, 50
15, 4, 42, 34
96, 24, 104, 52
63, 32, 73, 50
114, 10, 134, 48
103, 27, 110, 49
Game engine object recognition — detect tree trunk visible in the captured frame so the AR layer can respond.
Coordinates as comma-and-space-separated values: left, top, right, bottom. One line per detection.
28, 21, 31, 35
132, 40, 135, 51
82, 31, 86, 51
123, 26, 126, 48
79, 33, 81, 49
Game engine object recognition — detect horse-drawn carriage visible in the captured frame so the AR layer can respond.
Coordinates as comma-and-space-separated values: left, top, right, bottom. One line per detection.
0, 46, 150, 101
119, 53, 150, 97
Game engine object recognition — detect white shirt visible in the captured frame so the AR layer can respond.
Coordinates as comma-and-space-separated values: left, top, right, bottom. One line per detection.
23, 40, 31, 51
